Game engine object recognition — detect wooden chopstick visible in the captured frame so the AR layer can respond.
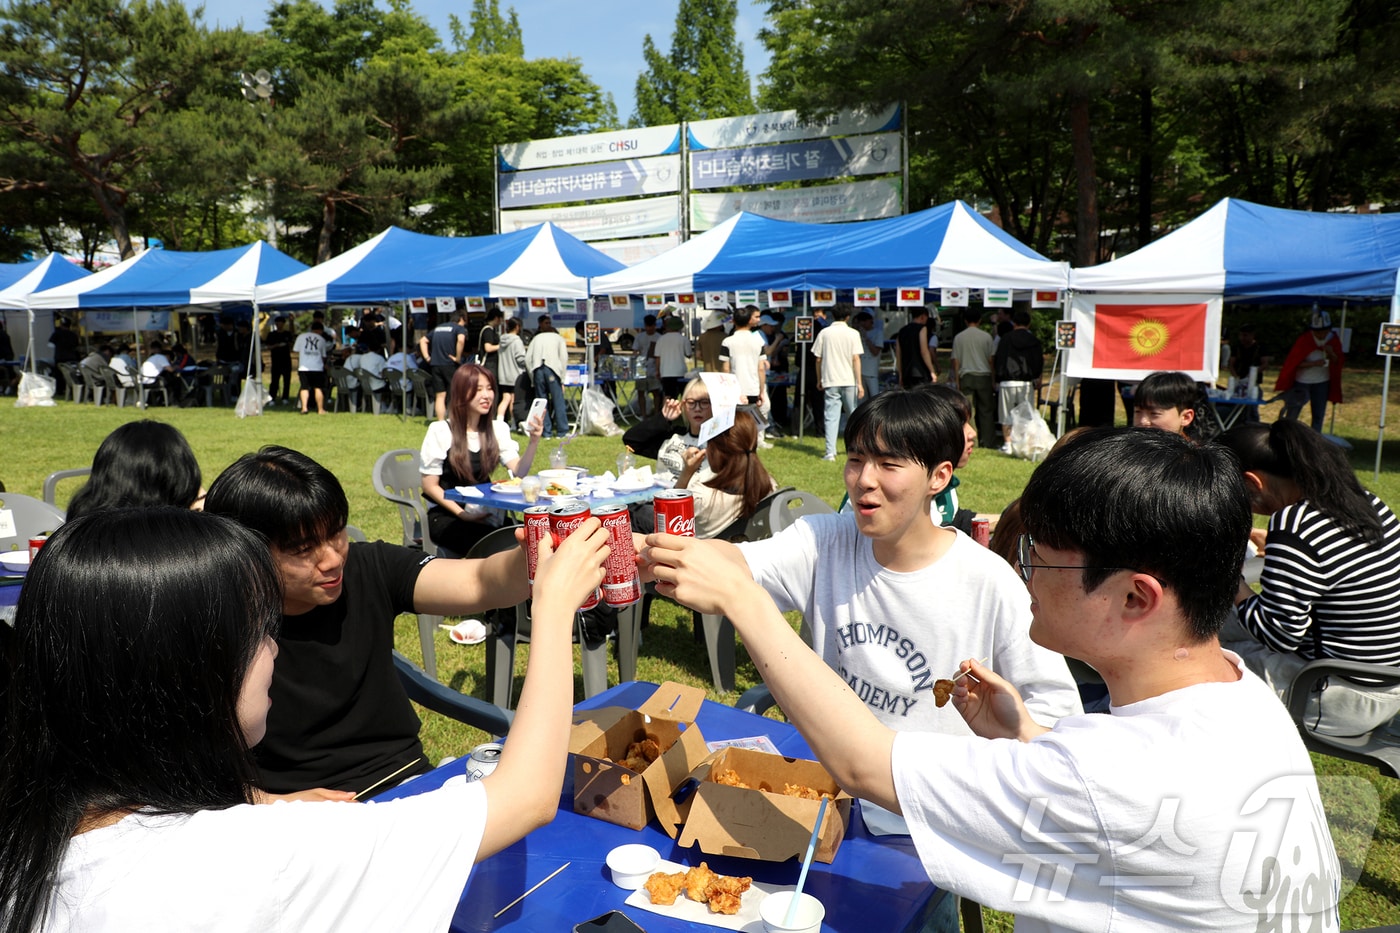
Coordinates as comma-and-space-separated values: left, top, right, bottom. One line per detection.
950, 657, 991, 683
353, 757, 423, 801
494, 862, 570, 918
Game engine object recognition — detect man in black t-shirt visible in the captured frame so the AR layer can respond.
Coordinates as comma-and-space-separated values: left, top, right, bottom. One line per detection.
478, 306, 503, 385
896, 307, 936, 388
265, 316, 294, 404
419, 308, 468, 420
205, 445, 533, 800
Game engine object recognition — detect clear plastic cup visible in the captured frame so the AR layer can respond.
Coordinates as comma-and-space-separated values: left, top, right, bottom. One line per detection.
520, 475, 542, 503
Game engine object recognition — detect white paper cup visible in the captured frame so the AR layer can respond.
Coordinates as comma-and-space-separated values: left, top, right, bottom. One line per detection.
760, 891, 825, 933
605, 844, 660, 890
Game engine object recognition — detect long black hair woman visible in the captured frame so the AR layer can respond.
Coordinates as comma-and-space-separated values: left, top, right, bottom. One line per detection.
1219, 419, 1400, 736
65, 420, 203, 518
0, 508, 609, 932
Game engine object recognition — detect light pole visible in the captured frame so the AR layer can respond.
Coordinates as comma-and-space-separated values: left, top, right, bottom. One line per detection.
239, 69, 277, 248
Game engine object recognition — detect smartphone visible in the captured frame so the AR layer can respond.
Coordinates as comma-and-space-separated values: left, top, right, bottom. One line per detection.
573, 910, 648, 933
528, 397, 549, 424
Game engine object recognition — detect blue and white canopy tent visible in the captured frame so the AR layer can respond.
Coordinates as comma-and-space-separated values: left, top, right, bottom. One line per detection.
0, 255, 92, 373
27, 242, 309, 413
1069, 198, 1400, 471
254, 223, 625, 307
588, 201, 1070, 295
254, 222, 626, 417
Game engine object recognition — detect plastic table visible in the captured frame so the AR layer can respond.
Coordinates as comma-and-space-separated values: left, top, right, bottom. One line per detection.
379, 681, 944, 933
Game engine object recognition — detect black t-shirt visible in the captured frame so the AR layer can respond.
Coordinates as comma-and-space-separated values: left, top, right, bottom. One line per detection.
428, 322, 468, 367
478, 324, 500, 374
215, 327, 239, 363
266, 329, 293, 363
896, 321, 931, 382
49, 327, 80, 362
254, 541, 433, 794
994, 329, 1045, 382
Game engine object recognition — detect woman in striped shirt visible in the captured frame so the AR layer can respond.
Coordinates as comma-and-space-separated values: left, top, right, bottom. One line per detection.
1220, 419, 1400, 736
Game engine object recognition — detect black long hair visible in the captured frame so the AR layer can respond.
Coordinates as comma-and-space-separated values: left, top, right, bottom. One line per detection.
0, 509, 283, 933
66, 421, 202, 519
1219, 419, 1383, 542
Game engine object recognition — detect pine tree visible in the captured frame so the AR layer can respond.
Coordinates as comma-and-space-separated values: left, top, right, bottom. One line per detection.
632, 0, 754, 126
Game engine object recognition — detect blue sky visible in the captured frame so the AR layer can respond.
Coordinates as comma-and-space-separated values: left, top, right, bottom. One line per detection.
193, 0, 772, 123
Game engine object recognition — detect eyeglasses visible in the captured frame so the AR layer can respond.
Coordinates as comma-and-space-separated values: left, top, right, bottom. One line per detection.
1015, 534, 1142, 585
683, 398, 712, 409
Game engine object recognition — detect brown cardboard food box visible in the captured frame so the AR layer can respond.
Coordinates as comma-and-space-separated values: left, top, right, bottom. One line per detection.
677, 746, 851, 863
568, 681, 709, 831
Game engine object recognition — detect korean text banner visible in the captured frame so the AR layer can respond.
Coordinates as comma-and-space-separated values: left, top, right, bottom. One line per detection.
1064, 293, 1221, 382
686, 104, 901, 150
497, 124, 682, 172
498, 197, 680, 242
690, 179, 902, 230
689, 133, 901, 190
498, 155, 681, 209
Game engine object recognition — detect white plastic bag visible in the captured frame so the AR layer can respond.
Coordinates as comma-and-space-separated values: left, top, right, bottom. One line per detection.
1009, 399, 1055, 462
15, 371, 56, 407
235, 379, 272, 418
578, 386, 622, 437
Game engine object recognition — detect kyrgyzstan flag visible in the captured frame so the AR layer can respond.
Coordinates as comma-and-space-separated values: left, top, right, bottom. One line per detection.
1066, 293, 1221, 382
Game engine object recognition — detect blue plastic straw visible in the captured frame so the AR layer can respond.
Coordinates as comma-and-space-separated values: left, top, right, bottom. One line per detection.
785, 795, 829, 927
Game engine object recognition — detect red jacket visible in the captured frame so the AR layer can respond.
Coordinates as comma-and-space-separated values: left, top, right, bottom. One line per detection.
1275, 330, 1343, 403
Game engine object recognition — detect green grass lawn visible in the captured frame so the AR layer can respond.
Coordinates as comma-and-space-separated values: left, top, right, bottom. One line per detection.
4, 371, 1400, 930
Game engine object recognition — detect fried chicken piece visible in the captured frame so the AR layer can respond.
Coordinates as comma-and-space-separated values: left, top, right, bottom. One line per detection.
933, 678, 955, 708
620, 755, 649, 772
707, 891, 743, 915
714, 768, 749, 789
710, 873, 752, 897
637, 737, 662, 762
783, 782, 823, 800
644, 871, 686, 906
684, 862, 718, 902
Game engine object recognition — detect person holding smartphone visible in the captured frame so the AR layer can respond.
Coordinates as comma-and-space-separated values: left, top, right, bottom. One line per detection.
421, 363, 545, 555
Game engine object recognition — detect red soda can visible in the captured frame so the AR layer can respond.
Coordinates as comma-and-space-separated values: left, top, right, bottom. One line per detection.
523, 505, 551, 596
28, 536, 47, 561
653, 489, 696, 538
971, 517, 990, 548
595, 504, 640, 607
548, 502, 599, 610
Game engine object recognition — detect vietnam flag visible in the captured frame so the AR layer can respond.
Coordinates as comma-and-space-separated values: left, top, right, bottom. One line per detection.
1066, 293, 1221, 382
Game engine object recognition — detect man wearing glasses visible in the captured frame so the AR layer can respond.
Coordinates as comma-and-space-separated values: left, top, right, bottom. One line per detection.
647, 427, 1339, 931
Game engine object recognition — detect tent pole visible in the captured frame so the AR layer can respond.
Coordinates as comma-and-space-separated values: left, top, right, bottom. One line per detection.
798, 291, 808, 441
1057, 291, 1071, 437
132, 307, 146, 409
247, 302, 265, 417
1330, 300, 1347, 437
1376, 277, 1399, 482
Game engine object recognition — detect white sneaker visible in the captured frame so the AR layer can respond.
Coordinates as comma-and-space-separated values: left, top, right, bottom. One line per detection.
999, 443, 1013, 455
821, 454, 837, 462
758, 441, 774, 450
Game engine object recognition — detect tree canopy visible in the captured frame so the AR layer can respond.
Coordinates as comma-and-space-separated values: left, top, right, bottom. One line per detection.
633, 0, 754, 126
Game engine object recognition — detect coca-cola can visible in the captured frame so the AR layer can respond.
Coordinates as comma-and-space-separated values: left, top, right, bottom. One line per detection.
465, 742, 503, 782
523, 505, 551, 596
653, 489, 696, 538
595, 504, 640, 607
548, 502, 599, 610
28, 536, 48, 561
971, 517, 991, 548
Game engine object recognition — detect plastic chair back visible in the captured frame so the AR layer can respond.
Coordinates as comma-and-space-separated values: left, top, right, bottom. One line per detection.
0, 493, 65, 553
768, 488, 836, 534
371, 448, 432, 553
42, 468, 90, 508
1286, 659, 1400, 778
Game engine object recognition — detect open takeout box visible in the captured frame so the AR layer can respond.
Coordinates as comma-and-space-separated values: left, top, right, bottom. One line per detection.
568, 681, 710, 832
677, 746, 851, 864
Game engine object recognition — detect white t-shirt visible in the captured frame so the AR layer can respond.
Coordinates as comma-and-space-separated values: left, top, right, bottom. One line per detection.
720, 329, 766, 397
633, 330, 660, 378
139, 354, 171, 384
49, 780, 487, 933
293, 332, 329, 372
654, 331, 692, 379
420, 419, 519, 523
892, 655, 1340, 932
738, 514, 1081, 732
812, 321, 864, 388
347, 352, 387, 391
